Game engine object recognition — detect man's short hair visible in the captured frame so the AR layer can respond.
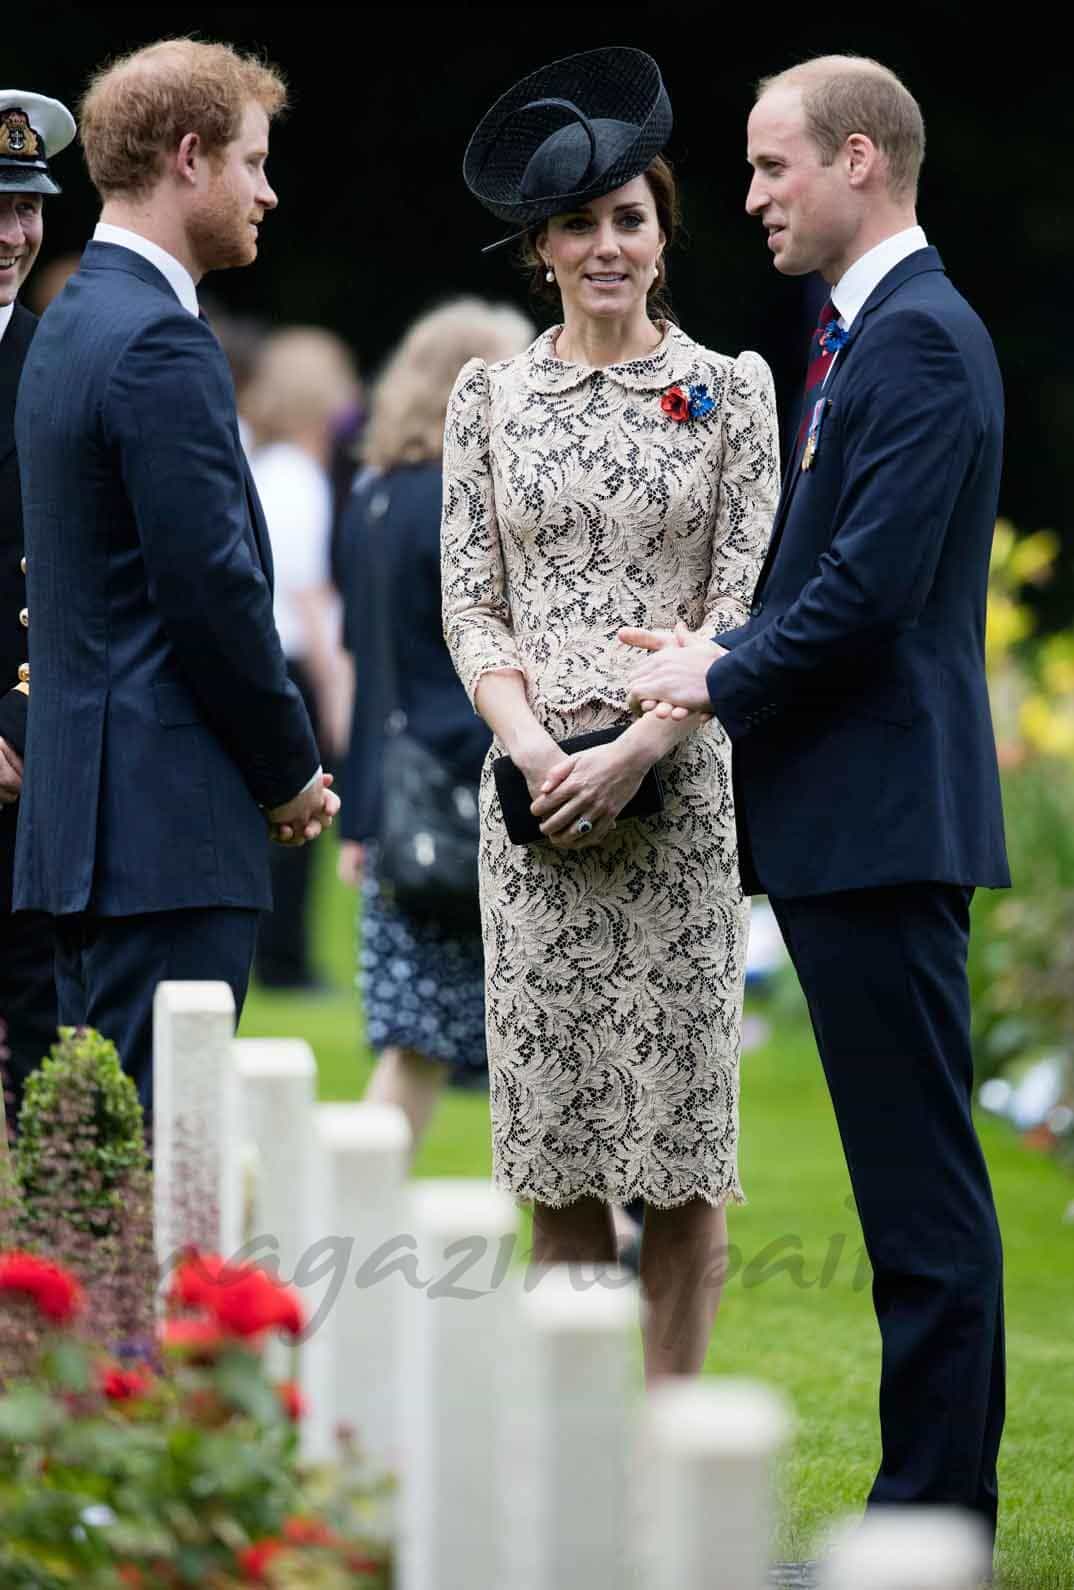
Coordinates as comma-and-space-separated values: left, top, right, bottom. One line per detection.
758, 55, 925, 201
80, 37, 287, 200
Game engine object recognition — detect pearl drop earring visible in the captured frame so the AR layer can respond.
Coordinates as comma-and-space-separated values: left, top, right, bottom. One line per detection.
545, 266, 555, 283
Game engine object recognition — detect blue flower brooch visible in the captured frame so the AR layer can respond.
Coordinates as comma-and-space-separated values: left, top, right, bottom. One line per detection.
661, 382, 717, 423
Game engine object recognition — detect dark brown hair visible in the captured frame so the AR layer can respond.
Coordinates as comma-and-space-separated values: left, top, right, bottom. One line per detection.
517, 155, 681, 325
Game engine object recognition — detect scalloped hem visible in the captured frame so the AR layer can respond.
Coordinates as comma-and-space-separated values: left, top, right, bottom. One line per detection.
500, 1180, 747, 1213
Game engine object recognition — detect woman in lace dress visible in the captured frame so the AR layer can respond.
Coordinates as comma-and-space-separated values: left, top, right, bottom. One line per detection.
443, 49, 779, 1377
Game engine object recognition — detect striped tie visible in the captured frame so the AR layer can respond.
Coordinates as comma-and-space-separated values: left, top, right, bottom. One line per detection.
795, 299, 838, 451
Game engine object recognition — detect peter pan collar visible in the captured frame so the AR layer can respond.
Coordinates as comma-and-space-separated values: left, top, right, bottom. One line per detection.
522, 321, 700, 394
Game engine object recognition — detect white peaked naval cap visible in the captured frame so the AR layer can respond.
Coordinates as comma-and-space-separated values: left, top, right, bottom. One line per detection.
0, 91, 77, 195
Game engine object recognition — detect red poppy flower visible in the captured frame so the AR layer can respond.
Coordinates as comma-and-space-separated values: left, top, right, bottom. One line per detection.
169, 1251, 305, 1340
660, 384, 690, 422
168, 1251, 232, 1311
211, 1269, 305, 1340
116, 1568, 144, 1587
277, 1381, 307, 1422
101, 1364, 153, 1402
238, 1538, 286, 1581
161, 1316, 230, 1363
0, 1251, 84, 1324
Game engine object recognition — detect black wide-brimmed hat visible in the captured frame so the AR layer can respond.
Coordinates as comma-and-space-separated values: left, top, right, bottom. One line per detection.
0, 90, 76, 196
464, 46, 672, 253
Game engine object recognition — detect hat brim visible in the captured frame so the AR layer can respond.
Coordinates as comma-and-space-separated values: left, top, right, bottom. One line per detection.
465, 46, 671, 236
481, 226, 530, 256
0, 166, 60, 196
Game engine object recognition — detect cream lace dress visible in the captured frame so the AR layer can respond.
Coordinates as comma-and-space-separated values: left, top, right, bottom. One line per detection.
441, 322, 779, 1208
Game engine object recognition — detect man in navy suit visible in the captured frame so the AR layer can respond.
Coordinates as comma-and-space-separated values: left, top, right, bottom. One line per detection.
625, 57, 1007, 1547
14, 40, 339, 1116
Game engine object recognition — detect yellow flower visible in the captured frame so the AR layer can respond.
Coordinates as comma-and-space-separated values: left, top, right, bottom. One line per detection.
1007, 529, 1059, 585
1019, 694, 1074, 758
1039, 634, 1074, 698
985, 594, 1033, 669
990, 518, 1016, 571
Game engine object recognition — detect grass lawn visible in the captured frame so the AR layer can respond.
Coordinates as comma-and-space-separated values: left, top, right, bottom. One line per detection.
241, 836, 1074, 1588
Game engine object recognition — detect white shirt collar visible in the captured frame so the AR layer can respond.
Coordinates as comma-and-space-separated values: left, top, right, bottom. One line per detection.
93, 222, 200, 317
831, 225, 929, 329
0, 302, 14, 344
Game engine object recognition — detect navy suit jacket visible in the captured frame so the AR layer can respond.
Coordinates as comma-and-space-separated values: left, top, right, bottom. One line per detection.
707, 248, 1010, 898
340, 462, 490, 842
14, 242, 319, 916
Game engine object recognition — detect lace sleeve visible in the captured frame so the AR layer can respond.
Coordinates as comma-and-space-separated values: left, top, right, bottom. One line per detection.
441, 358, 524, 706
704, 350, 781, 635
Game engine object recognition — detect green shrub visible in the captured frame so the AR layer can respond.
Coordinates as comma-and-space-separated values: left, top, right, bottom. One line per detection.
17, 1028, 145, 1234
15, 1028, 155, 1350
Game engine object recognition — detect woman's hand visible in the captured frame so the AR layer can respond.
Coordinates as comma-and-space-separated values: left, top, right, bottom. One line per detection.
529, 738, 650, 849
513, 730, 572, 804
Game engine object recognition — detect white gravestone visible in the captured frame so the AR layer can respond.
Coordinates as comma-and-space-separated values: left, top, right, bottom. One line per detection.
153, 981, 241, 1272
233, 1039, 317, 1393
501, 1263, 639, 1590
819, 1508, 993, 1590
303, 1101, 412, 1469
643, 1377, 793, 1590
397, 1180, 518, 1590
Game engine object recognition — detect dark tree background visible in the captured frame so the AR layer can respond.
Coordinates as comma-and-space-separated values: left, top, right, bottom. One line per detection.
11, 10, 1074, 625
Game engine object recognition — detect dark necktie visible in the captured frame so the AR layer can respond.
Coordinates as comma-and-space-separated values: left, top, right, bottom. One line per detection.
795, 299, 838, 451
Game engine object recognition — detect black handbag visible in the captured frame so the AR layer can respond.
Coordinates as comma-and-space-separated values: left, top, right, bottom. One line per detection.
369, 487, 481, 931
492, 724, 665, 846
378, 726, 481, 930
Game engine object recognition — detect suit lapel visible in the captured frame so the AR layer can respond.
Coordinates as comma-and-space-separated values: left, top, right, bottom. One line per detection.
752, 247, 947, 603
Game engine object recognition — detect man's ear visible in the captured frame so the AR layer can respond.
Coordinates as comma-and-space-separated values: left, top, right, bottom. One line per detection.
845, 133, 879, 189
175, 130, 202, 186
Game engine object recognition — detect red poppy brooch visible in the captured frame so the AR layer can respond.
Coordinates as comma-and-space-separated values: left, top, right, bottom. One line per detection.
660, 382, 716, 423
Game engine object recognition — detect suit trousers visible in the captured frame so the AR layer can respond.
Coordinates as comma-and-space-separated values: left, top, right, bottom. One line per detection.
768, 884, 1005, 1537
0, 907, 58, 1127
53, 907, 260, 1122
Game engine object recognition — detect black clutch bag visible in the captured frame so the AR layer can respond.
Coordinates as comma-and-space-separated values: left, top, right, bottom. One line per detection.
491, 725, 665, 846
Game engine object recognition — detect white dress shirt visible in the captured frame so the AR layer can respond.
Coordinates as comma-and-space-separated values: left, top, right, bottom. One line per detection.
823, 225, 928, 385
0, 302, 14, 343
831, 225, 928, 329
92, 222, 200, 316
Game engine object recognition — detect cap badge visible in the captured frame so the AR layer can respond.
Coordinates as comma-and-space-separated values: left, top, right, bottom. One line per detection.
0, 108, 40, 160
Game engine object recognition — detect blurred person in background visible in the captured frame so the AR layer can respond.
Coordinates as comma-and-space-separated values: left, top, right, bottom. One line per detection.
243, 325, 360, 992
337, 297, 532, 1153
199, 292, 266, 456
326, 388, 366, 598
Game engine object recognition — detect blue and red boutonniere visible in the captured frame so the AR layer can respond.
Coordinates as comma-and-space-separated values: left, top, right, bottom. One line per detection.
661, 382, 717, 423
819, 321, 851, 355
